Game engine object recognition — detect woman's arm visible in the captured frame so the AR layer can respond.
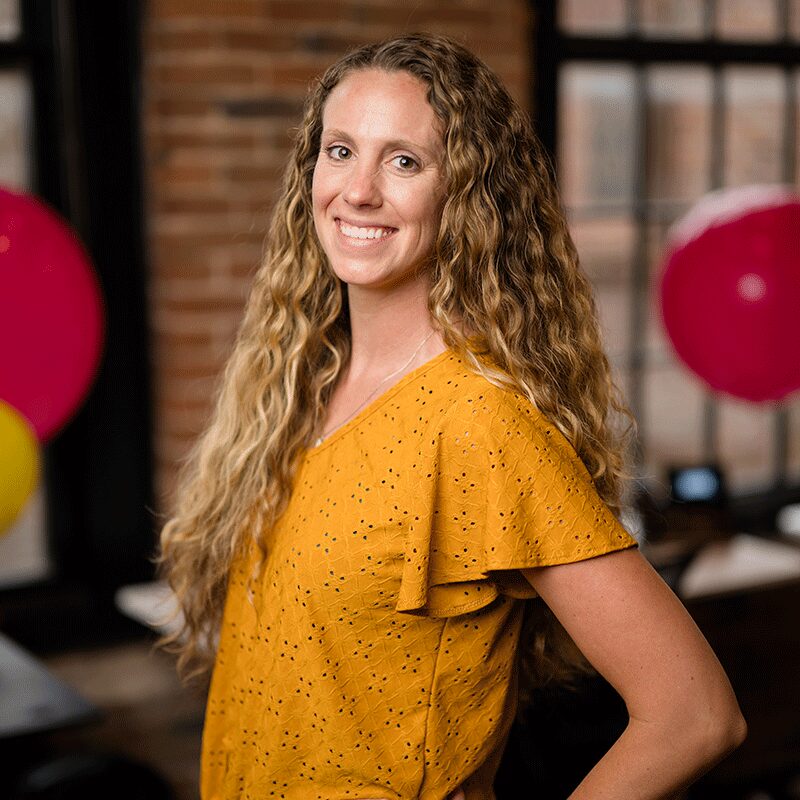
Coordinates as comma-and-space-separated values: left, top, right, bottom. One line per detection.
520, 548, 747, 800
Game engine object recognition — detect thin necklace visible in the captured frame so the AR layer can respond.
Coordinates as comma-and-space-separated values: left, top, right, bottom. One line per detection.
313, 329, 437, 447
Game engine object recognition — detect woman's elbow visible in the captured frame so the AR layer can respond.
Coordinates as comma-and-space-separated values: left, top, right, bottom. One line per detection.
653, 689, 748, 770
719, 707, 748, 753
697, 702, 748, 764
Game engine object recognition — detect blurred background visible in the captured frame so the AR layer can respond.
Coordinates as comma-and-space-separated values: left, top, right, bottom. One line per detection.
1, 1, 800, 798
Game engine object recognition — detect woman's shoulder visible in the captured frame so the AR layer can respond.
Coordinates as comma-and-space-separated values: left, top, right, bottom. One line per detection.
440, 352, 556, 442
434, 352, 597, 487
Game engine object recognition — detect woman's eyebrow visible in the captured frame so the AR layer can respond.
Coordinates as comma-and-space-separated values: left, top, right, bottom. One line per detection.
320, 128, 352, 142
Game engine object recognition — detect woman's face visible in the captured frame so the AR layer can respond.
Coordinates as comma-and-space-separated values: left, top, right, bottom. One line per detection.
312, 68, 446, 292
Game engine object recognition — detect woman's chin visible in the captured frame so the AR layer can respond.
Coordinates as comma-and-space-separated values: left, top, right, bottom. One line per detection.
331, 264, 424, 293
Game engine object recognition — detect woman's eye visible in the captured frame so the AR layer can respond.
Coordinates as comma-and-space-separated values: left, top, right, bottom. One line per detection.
392, 154, 419, 171
327, 145, 352, 160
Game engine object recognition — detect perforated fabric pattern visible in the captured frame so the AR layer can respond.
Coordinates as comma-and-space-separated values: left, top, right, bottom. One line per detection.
200, 350, 638, 800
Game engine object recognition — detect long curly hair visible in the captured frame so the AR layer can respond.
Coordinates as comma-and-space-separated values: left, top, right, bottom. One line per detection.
157, 33, 636, 699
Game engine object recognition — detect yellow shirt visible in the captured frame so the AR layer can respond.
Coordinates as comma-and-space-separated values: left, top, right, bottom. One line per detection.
201, 349, 638, 800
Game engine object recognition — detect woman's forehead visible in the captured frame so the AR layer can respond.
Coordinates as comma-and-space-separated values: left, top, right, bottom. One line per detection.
320, 69, 443, 154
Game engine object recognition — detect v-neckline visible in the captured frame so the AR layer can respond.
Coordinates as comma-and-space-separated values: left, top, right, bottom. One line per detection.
306, 348, 454, 455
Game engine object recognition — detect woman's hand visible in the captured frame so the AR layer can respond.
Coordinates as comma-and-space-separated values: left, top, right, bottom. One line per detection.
521, 548, 746, 799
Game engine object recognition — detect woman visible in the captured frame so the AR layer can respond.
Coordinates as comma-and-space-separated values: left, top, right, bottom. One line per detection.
159, 33, 746, 800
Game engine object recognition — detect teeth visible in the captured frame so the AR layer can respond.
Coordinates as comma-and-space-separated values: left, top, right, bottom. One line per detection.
339, 222, 393, 240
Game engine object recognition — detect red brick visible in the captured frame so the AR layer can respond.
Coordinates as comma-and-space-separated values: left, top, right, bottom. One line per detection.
154, 357, 222, 382
267, 0, 348, 23
150, 96, 216, 117
166, 128, 261, 148
151, 161, 216, 184
154, 62, 255, 87
154, 229, 263, 248
160, 294, 247, 314
415, 4, 496, 25
160, 371, 219, 398
150, 28, 218, 50
155, 196, 232, 214
151, 0, 266, 20
225, 162, 285, 183
222, 28, 297, 51
154, 261, 216, 282
268, 61, 329, 88
229, 267, 259, 285
290, 29, 374, 53
160, 362, 226, 382
159, 329, 215, 348
219, 95, 307, 120
349, 5, 429, 26
223, 196, 278, 216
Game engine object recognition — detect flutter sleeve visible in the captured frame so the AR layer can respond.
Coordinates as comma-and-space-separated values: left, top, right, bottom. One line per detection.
394, 388, 638, 617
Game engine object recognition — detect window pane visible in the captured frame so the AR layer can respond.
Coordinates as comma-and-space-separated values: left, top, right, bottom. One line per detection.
724, 67, 785, 186
568, 214, 636, 284
0, 0, 19, 41
647, 66, 713, 206
717, 0, 780, 40
718, 397, 775, 492
643, 362, 707, 478
614, 366, 634, 416
559, 63, 637, 214
646, 216, 673, 362
593, 280, 631, 363
639, 0, 706, 38
0, 69, 33, 190
558, 0, 629, 36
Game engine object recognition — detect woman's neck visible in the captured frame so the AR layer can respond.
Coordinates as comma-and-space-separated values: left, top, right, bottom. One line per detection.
344, 279, 446, 382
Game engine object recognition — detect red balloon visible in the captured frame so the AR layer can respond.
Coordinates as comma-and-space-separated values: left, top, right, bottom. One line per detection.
0, 187, 105, 441
660, 186, 800, 403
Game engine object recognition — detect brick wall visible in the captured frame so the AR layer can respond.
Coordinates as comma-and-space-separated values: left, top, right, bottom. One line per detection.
141, 0, 533, 507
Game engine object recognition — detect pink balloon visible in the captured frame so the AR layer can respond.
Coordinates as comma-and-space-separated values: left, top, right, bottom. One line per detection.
660, 186, 800, 403
0, 186, 105, 441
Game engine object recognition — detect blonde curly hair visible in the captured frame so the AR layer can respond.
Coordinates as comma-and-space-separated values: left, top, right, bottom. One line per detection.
157, 33, 636, 698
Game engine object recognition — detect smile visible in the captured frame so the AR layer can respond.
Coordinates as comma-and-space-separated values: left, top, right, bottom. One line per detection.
336, 219, 397, 242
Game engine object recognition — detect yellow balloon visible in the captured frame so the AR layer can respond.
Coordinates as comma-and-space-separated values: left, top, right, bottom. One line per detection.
0, 399, 39, 536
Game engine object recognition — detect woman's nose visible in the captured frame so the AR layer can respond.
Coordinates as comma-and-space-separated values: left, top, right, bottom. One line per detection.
342, 163, 382, 208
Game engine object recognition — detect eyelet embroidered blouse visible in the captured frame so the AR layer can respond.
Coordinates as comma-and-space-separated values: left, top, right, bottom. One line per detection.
200, 349, 638, 800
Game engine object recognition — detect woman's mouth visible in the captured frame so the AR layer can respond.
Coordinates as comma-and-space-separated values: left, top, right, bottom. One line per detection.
336, 219, 397, 244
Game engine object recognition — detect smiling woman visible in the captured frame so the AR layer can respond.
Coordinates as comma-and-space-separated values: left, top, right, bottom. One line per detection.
311, 69, 445, 295
158, 33, 746, 800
